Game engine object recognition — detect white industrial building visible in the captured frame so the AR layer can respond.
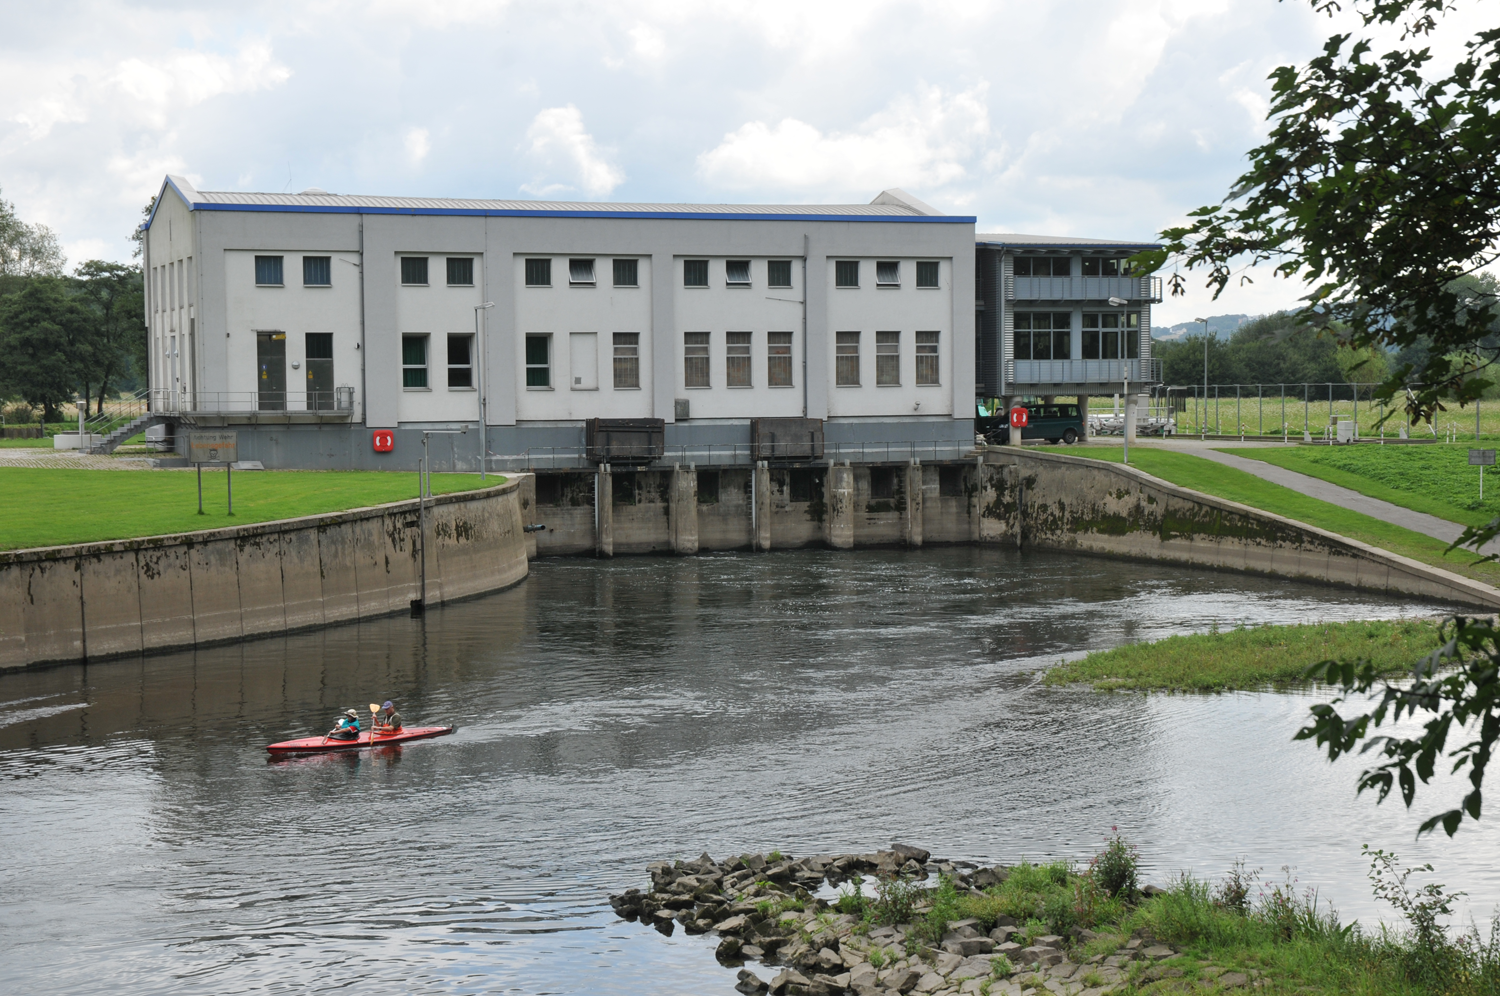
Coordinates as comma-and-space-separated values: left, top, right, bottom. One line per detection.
140, 175, 980, 470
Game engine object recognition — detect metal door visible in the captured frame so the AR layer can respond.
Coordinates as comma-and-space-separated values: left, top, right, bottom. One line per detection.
257, 332, 286, 411
305, 333, 333, 410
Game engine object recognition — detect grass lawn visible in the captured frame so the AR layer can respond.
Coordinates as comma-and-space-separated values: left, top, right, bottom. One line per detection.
0, 437, 55, 448
0, 468, 499, 550
1069, 446, 1500, 586
1223, 444, 1498, 527
1043, 619, 1441, 691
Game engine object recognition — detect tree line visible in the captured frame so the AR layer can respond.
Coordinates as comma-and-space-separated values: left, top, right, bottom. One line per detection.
0, 188, 148, 422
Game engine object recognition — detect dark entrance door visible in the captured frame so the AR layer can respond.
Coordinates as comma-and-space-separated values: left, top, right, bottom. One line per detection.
257, 332, 286, 411
305, 333, 333, 411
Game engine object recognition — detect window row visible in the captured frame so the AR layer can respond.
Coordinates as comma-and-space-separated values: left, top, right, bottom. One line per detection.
402, 333, 475, 389
832, 260, 940, 289
525, 258, 640, 288
1012, 256, 1136, 277
401, 256, 475, 287
1012, 311, 1142, 360
683, 331, 796, 388
523, 333, 641, 390
834, 331, 941, 387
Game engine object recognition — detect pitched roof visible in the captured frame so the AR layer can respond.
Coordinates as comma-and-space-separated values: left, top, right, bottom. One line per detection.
147, 176, 974, 226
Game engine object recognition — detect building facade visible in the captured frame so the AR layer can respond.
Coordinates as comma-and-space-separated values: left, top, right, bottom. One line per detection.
141, 176, 977, 470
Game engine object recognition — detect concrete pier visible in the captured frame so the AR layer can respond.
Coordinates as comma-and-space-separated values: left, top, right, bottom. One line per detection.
754, 461, 772, 552
596, 465, 613, 558
903, 460, 923, 547
825, 462, 854, 549
669, 464, 699, 555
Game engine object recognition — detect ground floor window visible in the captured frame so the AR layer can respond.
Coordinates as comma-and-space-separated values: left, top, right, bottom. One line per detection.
876, 331, 900, 385
836, 331, 860, 386
915, 330, 940, 385
768, 331, 793, 386
525, 334, 551, 387
727, 331, 752, 387
685, 332, 710, 388
402, 334, 428, 388
613, 333, 639, 388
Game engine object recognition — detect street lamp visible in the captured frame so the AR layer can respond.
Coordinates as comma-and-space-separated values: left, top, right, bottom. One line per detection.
1108, 297, 1130, 463
414, 426, 468, 615
474, 302, 495, 481
1195, 317, 1209, 439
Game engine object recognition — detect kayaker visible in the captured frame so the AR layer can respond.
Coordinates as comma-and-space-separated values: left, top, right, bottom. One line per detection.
374, 700, 403, 734
328, 709, 361, 741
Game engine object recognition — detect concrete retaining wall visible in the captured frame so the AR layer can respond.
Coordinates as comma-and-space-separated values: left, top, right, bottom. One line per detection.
0, 478, 530, 670
981, 449, 1500, 610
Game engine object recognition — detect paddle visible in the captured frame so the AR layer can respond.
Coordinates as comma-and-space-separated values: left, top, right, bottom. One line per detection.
370, 703, 380, 743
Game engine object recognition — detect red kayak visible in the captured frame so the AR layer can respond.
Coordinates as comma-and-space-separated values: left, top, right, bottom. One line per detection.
266, 726, 456, 754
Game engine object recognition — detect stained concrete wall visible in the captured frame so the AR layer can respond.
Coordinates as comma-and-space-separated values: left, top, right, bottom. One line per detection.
0, 478, 529, 670
981, 449, 1500, 610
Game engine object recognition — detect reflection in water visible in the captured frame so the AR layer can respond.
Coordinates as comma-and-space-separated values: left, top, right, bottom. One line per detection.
1, 547, 1493, 995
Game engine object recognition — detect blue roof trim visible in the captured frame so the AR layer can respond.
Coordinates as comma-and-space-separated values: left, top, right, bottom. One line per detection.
173, 201, 974, 224
141, 175, 196, 232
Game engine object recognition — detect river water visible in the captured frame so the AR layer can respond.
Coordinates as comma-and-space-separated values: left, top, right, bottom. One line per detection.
2, 548, 1496, 995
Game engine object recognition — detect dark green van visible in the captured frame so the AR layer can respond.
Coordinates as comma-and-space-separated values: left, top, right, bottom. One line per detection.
983, 403, 1085, 445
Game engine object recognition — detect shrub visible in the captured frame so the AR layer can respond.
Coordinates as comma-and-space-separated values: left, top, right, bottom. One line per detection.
1089, 828, 1138, 899
1214, 859, 1257, 915
871, 875, 923, 927
835, 876, 869, 918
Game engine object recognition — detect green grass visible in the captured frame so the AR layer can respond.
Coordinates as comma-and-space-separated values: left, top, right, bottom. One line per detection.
1225, 445, 1499, 526
1069, 447, 1500, 586
0, 437, 53, 448
0, 468, 498, 550
1043, 619, 1441, 691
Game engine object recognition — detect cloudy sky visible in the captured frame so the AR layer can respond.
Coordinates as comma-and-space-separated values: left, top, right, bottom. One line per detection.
1, 0, 1490, 326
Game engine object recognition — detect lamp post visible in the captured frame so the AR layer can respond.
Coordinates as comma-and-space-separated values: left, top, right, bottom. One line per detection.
474, 302, 495, 481
1108, 297, 1130, 463
415, 426, 468, 615
1195, 317, 1209, 439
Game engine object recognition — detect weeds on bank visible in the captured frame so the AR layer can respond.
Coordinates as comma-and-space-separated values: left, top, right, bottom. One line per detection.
831, 831, 1500, 996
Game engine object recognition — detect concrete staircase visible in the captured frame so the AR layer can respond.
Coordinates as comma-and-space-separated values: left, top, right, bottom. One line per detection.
87, 413, 177, 454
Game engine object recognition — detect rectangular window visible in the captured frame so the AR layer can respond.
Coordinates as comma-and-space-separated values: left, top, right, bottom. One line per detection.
684, 259, 709, 287
401, 334, 428, 388
302, 256, 331, 286
1014, 256, 1070, 277
876, 261, 900, 286
525, 334, 551, 387
725, 260, 751, 286
836, 331, 860, 385
1081, 258, 1100, 277
876, 331, 900, 385
916, 261, 939, 288
401, 256, 429, 285
525, 258, 551, 287
684, 332, 710, 387
835, 260, 860, 288
255, 255, 284, 286
726, 331, 752, 387
446, 334, 473, 388
1082, 313, 1101, 359
613, 258, 638, 287
447, 257, 474, 286
1082, 313, 1140, 358
767, 260, 792, 288
569, 258, 595, 284
1102, 258, 1120, 277
916, 331, 939, 385
768, 331, 793, 387
613, 333, 640, 389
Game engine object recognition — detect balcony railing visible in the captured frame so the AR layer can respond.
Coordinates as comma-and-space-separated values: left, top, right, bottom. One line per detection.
1007, 358, 1161, 387
1008, 275, 1163, 303
152, 388, 356, 418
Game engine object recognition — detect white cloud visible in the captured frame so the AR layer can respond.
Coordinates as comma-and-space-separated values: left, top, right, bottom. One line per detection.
405, 128, 431, 165
521, 106, 623, 199
697, 84, 992, 200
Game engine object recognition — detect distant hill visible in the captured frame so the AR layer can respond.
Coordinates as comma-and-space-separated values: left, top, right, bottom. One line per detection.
1153, 315, 1252, 341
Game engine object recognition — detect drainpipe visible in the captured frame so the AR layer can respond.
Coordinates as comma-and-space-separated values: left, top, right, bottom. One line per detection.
358, 217, 367, 434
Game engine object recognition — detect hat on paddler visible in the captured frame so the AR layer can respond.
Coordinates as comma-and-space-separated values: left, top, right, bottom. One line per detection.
345, 709, 358, 718
383, 701, 393, 709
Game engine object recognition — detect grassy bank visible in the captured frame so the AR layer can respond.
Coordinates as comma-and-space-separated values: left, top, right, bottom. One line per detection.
1069, 446, 1500, 586
1225, 445, 1498, 526
0, 468, 498, 550
1043, 619, 1441, 691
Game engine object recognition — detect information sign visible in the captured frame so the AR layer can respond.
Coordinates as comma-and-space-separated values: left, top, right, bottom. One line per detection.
189, 431, 238, 464
1469, 449, 1495, 466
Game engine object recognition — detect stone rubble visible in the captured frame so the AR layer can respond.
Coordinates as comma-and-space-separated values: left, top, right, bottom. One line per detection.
609, 845, 1260, 995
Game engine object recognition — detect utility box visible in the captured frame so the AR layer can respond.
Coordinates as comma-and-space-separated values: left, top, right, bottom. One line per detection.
1336, 418, 1355, 444
586, 418, 664, 464
751, 417, 825, 461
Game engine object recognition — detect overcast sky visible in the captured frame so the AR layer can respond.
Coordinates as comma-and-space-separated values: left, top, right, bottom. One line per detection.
1, 0, 1490, 326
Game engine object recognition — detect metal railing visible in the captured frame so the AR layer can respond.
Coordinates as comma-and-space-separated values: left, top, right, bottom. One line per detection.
82, 388, 151, 437
1007, 357, 1161, 387
485, 439, 975, 472
1158, 382, 1456, 441
152, 387, 356, 415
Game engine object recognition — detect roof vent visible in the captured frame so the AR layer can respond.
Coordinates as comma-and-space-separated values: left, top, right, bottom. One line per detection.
299, 187, 328, 195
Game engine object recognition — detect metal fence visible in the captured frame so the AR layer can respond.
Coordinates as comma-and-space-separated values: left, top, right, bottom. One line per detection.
1151, 383, 1452, 440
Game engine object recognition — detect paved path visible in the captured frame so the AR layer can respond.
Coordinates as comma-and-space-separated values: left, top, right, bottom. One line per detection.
1123, 439, 1491, 552
0, 449, 156, 470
